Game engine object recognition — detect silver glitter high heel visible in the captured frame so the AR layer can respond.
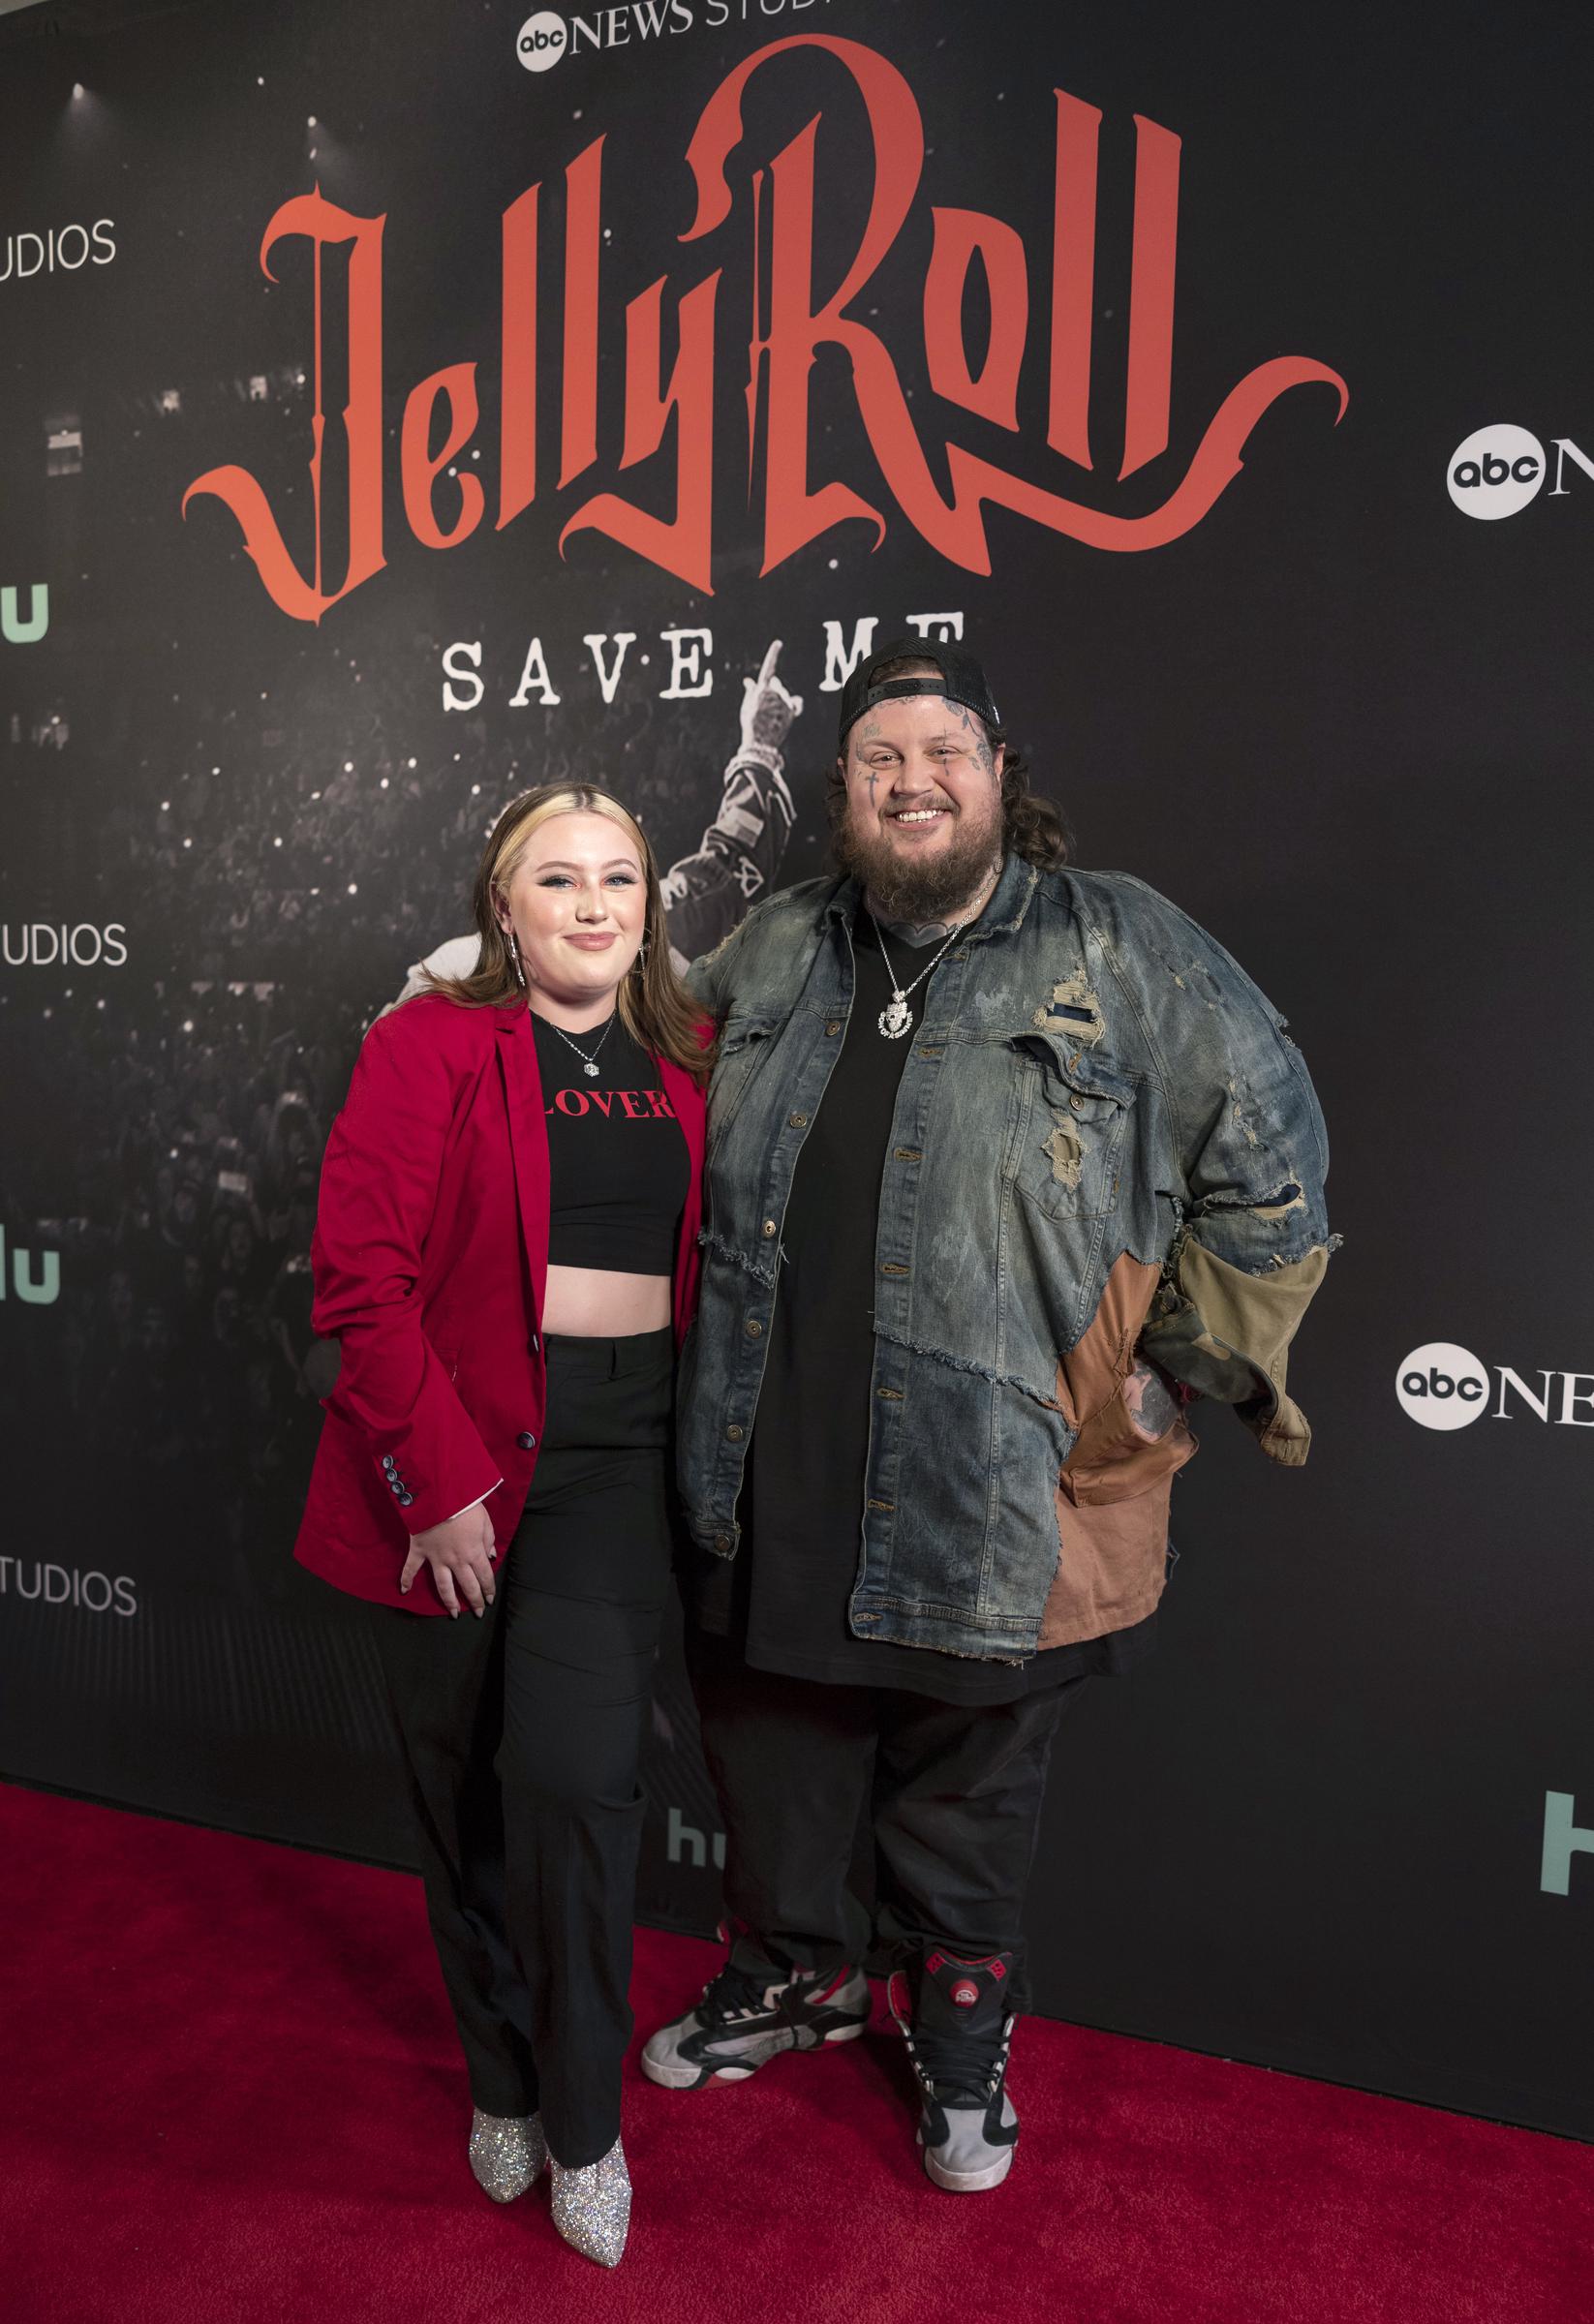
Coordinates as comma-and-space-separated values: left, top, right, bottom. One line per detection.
468, 2107, 548, 2202
548, 2135, 630, 2268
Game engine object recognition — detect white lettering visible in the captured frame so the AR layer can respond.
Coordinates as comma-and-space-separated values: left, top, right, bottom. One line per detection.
1492, 1365, 1555, 1422
583, 630, 636, 704
508, 635, 562, 707
1548, 439, 1594, 498
442, 638, 484, 714
659, 626, 713, 698
904, 610, 966, 642
819, 616, 878, 692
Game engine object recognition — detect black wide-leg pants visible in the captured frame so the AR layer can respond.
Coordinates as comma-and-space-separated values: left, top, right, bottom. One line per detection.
687, 1636, 1088, 2013
371, 1328, 674, 2170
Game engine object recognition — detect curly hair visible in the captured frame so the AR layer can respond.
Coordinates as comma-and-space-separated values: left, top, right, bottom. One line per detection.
826, 658, 1070, 871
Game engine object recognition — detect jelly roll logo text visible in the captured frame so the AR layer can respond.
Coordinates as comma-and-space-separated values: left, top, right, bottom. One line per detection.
184, 34, 1347, 618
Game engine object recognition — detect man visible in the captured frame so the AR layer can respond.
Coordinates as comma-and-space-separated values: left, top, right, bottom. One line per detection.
641, 636, 1332, 2193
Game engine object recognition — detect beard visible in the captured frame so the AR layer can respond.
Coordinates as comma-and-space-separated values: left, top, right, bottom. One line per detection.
833, 789, 1005, 923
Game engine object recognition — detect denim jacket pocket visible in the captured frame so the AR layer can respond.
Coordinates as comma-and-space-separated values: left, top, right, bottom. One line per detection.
1008, 1033, 1136, 1223
706, 1006, 784, 1158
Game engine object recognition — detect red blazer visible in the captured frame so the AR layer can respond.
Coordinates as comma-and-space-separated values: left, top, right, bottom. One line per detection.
293, 993, 706, 1615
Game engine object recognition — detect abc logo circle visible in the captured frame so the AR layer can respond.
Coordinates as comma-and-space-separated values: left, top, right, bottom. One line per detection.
1395, 1342, 1489, 1430
517, 11, 567, 70
1447, 424, 1546, 521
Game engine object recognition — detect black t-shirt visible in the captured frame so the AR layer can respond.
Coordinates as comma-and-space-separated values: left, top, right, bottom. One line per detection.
689, 904, 1157, 1702
532, 1010, 689, 1274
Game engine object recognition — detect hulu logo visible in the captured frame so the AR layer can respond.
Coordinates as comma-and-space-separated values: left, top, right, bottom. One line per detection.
0, 1227, 59, 1305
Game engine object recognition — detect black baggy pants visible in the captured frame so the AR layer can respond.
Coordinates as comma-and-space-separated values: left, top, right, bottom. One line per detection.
371, 1328, 674, 2170
687, 1636, 1088, 2013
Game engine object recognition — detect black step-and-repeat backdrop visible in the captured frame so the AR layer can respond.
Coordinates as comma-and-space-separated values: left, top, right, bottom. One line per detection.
3, 0, 1591, 2139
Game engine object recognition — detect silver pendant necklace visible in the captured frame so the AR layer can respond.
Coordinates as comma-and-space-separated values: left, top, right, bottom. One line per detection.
543, 1012, 617, 1079
870, 915, 966, 1040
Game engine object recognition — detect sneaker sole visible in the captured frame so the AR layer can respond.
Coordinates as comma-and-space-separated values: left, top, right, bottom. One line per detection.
922, 2144, 1016, 2194
641, 2018, 867, 2092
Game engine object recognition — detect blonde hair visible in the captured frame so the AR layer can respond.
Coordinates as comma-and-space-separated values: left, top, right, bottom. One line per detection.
420, 783, 708, 1080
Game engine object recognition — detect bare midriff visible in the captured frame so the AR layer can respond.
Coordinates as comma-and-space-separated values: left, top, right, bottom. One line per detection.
541, 1264, 672, 1338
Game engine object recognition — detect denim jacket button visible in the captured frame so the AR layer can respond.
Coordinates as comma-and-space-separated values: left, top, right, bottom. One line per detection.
787, 1113, 808, 1128
714, 1533, 732, 1551
745, 1319, 763, 1338
725, 1423, 745, 1441
1069, 1092, 1087, 1113
761, 1219, 778, 1238
825, 1021, 842, 1036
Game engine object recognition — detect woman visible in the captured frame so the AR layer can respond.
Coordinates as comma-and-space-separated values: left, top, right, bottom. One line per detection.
294, 783, 709, 2269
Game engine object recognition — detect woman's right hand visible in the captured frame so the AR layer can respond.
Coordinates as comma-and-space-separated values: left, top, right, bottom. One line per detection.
399, 1503, 498, 1617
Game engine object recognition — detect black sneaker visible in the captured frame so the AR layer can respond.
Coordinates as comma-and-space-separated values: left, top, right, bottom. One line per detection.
889, 1949, 1020, 2192
641, 1957, 871, 2090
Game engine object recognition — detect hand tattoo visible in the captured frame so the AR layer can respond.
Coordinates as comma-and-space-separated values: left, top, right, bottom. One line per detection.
1123, 1358, 1180, 1442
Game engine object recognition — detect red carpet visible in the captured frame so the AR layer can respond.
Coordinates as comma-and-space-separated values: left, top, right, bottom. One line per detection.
2, 1783, 1589, 2324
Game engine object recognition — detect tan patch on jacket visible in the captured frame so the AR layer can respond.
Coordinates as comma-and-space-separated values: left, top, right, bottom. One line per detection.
1041, 1251, 1195, 1649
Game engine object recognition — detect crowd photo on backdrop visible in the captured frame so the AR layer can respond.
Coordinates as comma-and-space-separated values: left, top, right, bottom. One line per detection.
368, 634, 1333, 2248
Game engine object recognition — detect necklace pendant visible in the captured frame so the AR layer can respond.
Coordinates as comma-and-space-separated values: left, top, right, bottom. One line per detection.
878, 994, 912, 1040
583, 1060, 600, 1079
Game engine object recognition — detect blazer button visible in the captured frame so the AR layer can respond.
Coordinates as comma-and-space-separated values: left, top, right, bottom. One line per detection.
531, 1333, 540, 1354
398, 1491, 414, 1508
389, 1479, 404, 1495
382, 1455, 397, 1473
516, 1430, 537, 1451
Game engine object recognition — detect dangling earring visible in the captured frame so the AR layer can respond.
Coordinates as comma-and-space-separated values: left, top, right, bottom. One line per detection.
506, 928, 526, 990
633, 932, 650, 976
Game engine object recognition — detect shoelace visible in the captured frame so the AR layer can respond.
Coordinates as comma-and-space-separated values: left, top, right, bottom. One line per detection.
889, 1972, 1014, 2108
699, 1961, 790, 2026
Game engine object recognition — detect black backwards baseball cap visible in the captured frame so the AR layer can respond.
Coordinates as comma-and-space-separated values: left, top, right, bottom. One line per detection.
836, 634, 1001, 751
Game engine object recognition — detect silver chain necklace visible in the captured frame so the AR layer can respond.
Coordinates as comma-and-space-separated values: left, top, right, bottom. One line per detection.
541, 1011, 617, 1080
869, 914, 966, 1040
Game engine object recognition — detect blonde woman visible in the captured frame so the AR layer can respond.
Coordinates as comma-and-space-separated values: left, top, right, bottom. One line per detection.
295, 785, 709, 2267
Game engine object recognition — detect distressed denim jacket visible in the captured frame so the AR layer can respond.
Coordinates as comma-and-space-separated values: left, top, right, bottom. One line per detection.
678, 850, 1332, 1664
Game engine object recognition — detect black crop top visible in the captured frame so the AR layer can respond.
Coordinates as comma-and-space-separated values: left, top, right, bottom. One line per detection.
532, 1009, 690, 1274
